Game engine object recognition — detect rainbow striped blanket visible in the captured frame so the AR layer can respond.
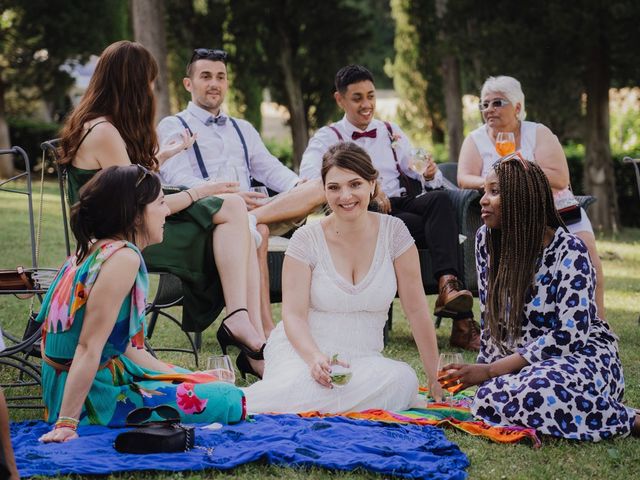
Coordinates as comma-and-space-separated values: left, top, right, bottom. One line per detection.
300, 388, 541, 448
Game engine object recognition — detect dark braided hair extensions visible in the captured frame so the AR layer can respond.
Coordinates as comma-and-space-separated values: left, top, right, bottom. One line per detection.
485, 157, 565, 347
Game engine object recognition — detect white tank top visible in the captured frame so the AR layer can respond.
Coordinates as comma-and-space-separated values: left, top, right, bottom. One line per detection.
470, 121, 539, 177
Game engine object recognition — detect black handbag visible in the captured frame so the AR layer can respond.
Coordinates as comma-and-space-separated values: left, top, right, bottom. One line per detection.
114, 405, 195, 454
114, 423, 195, 454
554, 187, 582, 225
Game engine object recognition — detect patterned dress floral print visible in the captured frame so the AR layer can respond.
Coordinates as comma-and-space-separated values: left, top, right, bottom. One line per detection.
36, 241, 245, 426
472, 225, 635, 441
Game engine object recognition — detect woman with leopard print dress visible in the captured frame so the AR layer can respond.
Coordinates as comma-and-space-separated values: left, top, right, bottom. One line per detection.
440, 154, 638, 441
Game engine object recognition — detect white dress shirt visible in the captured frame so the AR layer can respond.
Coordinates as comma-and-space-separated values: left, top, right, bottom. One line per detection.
300, 116, 443, 198
158, 102, 299, 192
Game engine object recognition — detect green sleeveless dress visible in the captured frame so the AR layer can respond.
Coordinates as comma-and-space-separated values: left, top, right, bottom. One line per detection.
67, 166, 225, 332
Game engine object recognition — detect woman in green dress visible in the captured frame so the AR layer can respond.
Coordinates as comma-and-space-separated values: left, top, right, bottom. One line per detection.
58, 41, 265, 377
38, 166, 245, 443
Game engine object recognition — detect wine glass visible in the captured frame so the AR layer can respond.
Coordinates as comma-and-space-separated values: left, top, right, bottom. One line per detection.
409, 147, 430, 196
206, 355, 236, 384
329, 352, 352, 413
495, 132, 516, 157
437, 352, 464, 405
249, 186, 270, 205
214, 165, 239, 182
329, 353, 352, 388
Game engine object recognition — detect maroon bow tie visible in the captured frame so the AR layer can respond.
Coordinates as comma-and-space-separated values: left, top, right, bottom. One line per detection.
352, 129, 377, 140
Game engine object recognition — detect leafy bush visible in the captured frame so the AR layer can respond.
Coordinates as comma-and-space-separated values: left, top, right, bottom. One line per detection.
565, 144, 640, 228
264, 138, 294, 170
8, 117, 60, 171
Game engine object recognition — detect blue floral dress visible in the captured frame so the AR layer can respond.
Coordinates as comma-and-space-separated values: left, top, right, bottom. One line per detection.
473, 225, 635, 441
36, 241, 245, 426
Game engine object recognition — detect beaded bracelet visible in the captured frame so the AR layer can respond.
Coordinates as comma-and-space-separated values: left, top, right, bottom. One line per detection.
54, 415, 79, 431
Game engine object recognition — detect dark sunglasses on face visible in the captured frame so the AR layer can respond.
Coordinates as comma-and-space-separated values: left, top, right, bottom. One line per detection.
126, 404, 180, 426
133, 164, 151, 188
478, 98, 511, 112
191, 48, 228, 63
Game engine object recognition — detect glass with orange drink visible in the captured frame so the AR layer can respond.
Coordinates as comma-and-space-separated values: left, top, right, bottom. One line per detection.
495, 132, 516, 157
437, 352, 464, 404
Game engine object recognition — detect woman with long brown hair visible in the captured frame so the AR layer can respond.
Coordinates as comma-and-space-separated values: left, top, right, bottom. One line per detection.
442, 155, 637, 441
58, 40, 265, 378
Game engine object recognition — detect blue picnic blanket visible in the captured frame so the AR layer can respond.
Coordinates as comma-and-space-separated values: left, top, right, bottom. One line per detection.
13, 414, 469, 479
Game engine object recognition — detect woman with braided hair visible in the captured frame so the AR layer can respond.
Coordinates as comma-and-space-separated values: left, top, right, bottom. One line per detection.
441, 154, 638, 441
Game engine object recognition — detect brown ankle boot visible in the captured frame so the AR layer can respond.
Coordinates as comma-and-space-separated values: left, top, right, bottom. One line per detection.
449, 317, 481, 351
434, 275, 473, 316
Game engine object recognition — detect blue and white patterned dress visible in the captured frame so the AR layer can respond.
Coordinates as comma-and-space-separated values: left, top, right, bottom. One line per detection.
472, 225, 635, 441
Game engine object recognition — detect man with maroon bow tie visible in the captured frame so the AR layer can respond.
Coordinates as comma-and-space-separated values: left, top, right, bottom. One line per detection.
300, 65, 479, 351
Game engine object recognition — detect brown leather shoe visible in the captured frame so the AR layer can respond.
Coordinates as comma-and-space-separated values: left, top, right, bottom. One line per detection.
434, 275, 473, 316
449, 317, 481, 351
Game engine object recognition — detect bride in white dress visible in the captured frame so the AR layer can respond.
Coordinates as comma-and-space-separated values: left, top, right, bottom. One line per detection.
243, 142, 443, 413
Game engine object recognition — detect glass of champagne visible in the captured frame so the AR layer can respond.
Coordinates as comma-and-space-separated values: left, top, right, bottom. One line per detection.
249, 186, 270, 205
206, 355, 236, 384
409, 147, 429, 196
437, 352, 464, 405
495, 132, 516, 157
214, 165, 239, 182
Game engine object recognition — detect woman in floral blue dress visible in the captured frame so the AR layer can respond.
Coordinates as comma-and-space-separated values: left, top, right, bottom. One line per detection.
37, 166, 245, 443
441, 154, 638, 441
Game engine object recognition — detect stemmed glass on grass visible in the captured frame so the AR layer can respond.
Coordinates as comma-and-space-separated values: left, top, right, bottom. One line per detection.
437, 352, 464, 405
495, 132, 516, 157
206, 355, 236, 384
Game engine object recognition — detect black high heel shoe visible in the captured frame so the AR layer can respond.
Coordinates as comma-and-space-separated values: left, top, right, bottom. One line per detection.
236, 352, 263, 380
216, 308, 266, 360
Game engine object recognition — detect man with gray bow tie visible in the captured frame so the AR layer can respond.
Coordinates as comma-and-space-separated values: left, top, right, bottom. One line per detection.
157, 48, 325, 336
157, 48, 302, 207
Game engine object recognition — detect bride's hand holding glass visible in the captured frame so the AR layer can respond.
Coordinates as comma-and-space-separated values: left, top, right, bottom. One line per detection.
308, 351, 333, 388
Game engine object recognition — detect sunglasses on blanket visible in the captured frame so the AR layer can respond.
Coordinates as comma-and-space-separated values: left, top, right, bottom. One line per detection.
126, 404, 180, 426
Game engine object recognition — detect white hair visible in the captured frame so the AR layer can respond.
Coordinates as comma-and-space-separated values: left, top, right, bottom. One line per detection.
480, 76, 526, 121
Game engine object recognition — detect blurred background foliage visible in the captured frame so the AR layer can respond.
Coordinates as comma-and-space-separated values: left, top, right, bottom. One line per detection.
1, 0, 639, 228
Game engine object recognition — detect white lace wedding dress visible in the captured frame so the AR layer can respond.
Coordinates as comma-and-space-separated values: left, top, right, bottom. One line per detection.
242, 214, 420, 413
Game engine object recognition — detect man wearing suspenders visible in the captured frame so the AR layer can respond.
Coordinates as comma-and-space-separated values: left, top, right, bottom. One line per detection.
300, 65, 480, 351
157, 48, 325, 336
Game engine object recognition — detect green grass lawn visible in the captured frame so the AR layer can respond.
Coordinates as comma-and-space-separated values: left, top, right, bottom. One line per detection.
1, 180, 640, 479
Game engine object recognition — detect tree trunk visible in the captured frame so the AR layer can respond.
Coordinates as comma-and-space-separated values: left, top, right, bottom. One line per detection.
435, 0, 463, 163
0, 79, 15, 178
131, 0, 171, 124
276, 22, 308, 171
583, 13, 618, 233
441, 55, 463, 162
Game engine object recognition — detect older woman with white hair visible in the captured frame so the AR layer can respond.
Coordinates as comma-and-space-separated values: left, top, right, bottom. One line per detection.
457, 75, 605, 318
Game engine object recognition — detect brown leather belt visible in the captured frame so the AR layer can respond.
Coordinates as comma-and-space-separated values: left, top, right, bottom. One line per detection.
41, 350, 114, 372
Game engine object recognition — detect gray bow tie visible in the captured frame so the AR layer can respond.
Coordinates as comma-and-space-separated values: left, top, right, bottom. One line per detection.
205, 114, 227, 126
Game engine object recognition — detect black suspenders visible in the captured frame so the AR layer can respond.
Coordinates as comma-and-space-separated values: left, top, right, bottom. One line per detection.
174, 114, 251, 183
